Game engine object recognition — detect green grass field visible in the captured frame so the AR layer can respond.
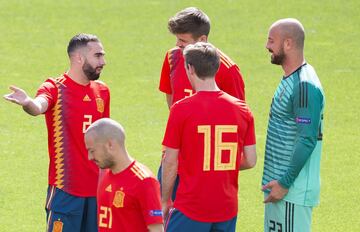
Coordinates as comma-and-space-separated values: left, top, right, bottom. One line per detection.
1, 0, 359, 231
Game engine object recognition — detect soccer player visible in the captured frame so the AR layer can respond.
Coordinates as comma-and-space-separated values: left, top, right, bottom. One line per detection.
161, 42, 256, 232
85, 118, 164, 232
159, 7, 245, 108
158, 6, 247, 201
4, 33, 110, 232
261, 19, 325, 232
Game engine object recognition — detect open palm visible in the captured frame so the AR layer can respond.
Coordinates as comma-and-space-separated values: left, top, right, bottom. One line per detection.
3, 86, 30, 106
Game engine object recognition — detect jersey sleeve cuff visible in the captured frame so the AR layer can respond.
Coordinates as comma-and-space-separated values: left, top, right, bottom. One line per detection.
278, 176, 292, 189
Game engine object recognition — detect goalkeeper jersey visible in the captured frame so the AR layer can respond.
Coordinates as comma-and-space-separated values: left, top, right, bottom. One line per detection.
262, 63, 325, 207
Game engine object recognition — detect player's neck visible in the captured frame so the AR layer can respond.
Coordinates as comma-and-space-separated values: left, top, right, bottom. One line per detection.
111, 152, 134, 174
67, 69, 90, 86
282, 53, 305, 76
194, 78, 220, 92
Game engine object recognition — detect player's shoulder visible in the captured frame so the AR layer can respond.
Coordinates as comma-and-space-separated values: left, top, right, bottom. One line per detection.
217, 48, 237, 69
299, 64, 322, 88
221, 92, 252, 112
92, 80, 109, 90
167, 46, 182, 54
41, 75, 67, 88
170, 94, 194, 111
291, 63, 323, 95
165, 47, 182, 58
130, 161, 155, 181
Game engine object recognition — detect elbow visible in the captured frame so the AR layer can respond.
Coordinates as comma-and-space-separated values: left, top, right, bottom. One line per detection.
162, 156, 178, 169
241, 145, 257, 170
245, 157, 257, 169
162, 153, 178, 171
23, 108, 41, 116
240, 160, 256, 170
28, 110, 41, 116
22, 104, 42, 116
29, 111, 41, 116
248, 157, 257, 168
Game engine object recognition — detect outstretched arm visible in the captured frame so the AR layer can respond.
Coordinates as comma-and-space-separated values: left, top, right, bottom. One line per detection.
4, 85, 48, 116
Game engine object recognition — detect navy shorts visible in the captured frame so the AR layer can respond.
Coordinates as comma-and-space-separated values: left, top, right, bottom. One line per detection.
45, 186, 97, 232
165, 208, 237, 232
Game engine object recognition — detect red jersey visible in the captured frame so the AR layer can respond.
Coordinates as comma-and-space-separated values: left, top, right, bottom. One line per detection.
97, 161, 163, 231
162, 91, 255, 222
36, 74, 110, 197
159, 47, 245, 105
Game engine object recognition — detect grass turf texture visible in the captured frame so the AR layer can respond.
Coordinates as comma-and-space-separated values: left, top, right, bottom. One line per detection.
0, 0, 359, 231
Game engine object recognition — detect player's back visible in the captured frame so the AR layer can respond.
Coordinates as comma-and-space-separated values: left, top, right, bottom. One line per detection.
171, 90, 253, 222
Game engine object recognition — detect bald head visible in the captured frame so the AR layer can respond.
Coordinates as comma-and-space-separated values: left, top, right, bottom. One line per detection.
270, 18, 305, 50
85, 118, 125, 147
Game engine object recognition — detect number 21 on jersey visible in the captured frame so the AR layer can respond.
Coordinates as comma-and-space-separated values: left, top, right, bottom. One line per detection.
99, 206, 112, 229
198, 125, 238, 171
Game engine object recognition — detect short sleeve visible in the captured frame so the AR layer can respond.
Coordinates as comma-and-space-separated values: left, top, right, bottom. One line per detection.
159, 51, 172, 94
35, 79, 58, 112
216, 64, 245, 101
162, 103, 183, 149
244, 110, 256, 146
138, 178, 163, 226
103, 86, 111, 118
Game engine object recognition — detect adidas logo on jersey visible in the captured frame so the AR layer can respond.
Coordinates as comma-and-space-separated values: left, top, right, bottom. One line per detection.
105, 184, 112, 192
83, 94, 91, 102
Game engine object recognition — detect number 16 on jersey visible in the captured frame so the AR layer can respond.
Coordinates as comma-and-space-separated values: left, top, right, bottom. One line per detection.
198, 125, 238, 171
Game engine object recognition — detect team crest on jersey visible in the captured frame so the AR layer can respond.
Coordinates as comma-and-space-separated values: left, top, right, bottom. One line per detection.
52, 220, 63, 232
96, 98, 104, 113
113, 189, 125, 208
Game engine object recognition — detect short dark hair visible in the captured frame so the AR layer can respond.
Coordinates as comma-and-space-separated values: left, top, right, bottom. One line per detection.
168, 7, 210, 39
183, 42, 219, 79
67, 33, 100, 56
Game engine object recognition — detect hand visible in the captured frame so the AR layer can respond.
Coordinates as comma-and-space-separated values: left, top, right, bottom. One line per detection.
3, 86, 30, 106
262, 180, 289, 203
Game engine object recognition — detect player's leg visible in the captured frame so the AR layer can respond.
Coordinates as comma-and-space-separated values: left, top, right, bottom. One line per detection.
80, 197, 98, 232
211, 216, 237, 232
264, 198, 312, 232
45, 186, 84, 232
264, 199, 286, 232
291, 202, 312, 232
165, 208, 211, 232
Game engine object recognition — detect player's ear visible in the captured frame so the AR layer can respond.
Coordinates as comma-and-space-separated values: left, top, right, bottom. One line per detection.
188, 64, 196, 76
198, 35, 207, 42
106, 139, 114, 151
70, 51, 83, 64
283, 38, 292, 51
185, 63, 193, 73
